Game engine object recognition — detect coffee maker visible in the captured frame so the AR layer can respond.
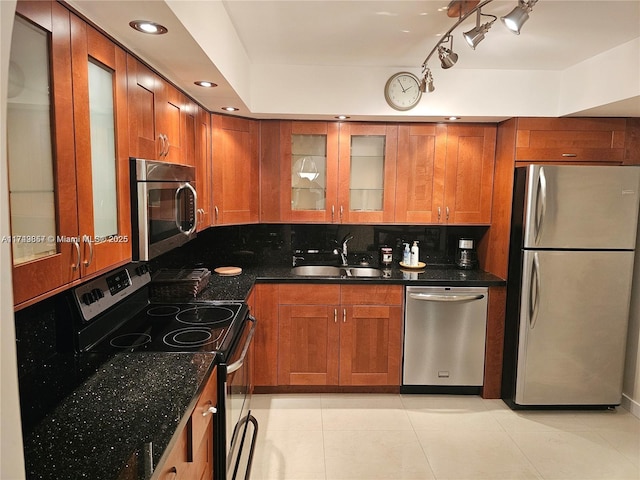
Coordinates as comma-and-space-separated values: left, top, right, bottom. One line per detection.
455, 238, 478, 270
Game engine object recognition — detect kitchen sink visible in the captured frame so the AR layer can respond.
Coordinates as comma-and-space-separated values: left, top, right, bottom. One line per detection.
291, 266, 383, 278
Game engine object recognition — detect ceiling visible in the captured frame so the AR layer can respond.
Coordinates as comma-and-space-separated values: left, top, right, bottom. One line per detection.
66, 0, 640, 121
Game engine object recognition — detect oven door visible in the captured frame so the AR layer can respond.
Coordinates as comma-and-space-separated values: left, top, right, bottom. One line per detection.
224, 315, 258, 480
135, 180, 197, 260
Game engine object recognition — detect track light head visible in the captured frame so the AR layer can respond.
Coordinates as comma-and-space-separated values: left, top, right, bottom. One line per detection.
438, 36, 458, 69
501, 0, 537, 35
463, 10, 497, 49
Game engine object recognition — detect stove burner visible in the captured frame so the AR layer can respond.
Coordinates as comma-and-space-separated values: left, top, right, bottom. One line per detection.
176, 306, 235, 326
147, 305, 181, 317
110, 333, 152, 349
162, 327, 224, 349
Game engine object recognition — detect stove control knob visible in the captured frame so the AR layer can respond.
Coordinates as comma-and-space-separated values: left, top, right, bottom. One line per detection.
135, 264, 149, 276
82, 292, 95, 306
92, 288, 104, 300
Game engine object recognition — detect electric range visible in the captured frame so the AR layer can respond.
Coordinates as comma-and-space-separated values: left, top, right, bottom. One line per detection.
63, 263, 258, 480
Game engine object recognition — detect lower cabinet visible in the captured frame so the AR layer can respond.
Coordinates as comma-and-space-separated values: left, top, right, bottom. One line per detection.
274, 284, 403, 387
152, 366, 217, 479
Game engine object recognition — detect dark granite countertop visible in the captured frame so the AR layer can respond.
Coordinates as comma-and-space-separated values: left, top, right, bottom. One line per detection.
23, 262, 503, 480
194, 264, 505, 302
23, 352, 215, 480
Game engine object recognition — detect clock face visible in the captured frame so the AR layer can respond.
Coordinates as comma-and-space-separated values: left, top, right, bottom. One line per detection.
384, 72, 422, 111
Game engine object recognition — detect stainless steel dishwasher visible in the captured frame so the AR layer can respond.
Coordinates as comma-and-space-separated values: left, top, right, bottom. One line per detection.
402, 286, 488, 393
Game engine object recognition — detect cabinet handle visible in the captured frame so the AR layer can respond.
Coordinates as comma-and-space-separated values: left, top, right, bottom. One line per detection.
214, 205, 219, 222
158, 134, 165, 157
331, 205, 335, 222
340, 205, 343, 222
437, 206, 441, 222
71, 240, 81, 271
164, 135, 170, 156
446, 206, 450, 221
561, 153, 577, 157
343, 308, 346, 323
83, 237, 94, 267
202, 402, 217, 416
334, 308, 337, 323
167, 466, 177, 479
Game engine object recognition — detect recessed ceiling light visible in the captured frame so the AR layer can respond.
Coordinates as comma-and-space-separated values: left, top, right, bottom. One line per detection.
446, 116, 460, 121
194, 81, 217, 88
335, 115, 351, 120
129, 20, 168, 35
222, 107, 239, 112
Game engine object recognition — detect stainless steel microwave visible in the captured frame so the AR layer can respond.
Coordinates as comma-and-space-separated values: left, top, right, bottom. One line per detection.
130, 158, 197, 261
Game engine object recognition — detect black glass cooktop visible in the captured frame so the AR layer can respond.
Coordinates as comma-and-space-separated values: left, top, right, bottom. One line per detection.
88, 302, 247, 354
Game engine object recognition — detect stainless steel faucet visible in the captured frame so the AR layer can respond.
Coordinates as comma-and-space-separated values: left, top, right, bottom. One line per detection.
340, 233, 354, 266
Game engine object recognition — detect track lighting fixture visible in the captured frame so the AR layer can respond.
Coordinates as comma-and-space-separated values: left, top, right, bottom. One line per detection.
415, 0, 538, 98
501, 0, 538, 35
463, 9, 497, 50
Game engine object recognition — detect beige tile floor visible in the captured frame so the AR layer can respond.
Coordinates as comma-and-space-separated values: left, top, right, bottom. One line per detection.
248, 393, 640, 480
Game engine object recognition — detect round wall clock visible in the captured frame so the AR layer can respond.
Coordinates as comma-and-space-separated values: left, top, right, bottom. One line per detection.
384, 72, 422, 111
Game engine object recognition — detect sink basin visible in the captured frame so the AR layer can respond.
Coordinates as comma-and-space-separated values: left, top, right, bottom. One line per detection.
291, 266, 342, 277
346, 267, 383, 278
291, 266, 383, 278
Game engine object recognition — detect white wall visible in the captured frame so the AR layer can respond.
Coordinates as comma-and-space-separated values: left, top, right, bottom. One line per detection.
623, 208, 640, 418
0, 2, 25, 479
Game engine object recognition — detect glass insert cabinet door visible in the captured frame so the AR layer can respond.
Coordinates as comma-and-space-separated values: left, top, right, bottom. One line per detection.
281, 121, 339, 222
338, 123, 397, 223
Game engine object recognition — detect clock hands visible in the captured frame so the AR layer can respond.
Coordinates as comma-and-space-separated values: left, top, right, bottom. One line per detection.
396, 78, 414, 93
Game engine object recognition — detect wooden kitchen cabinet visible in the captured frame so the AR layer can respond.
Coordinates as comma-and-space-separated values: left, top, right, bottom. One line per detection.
276, 284, 402, 387
195, 105, 212, 230
514, 117, 627, 163
152, 366, 217, 480
211, 114, 260, 225
278, 121, 397, 223
9, 2, 131, 307
395, 123, 495, 224
127, 56, 186, 164
250, 284, 280, 387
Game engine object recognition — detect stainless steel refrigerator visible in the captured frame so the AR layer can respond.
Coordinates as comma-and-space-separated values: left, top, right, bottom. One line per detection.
502, 165, 640, 408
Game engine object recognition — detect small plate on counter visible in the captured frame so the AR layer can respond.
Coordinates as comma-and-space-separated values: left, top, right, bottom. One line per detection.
400, 261, 426, 269
214, 266, 243, 276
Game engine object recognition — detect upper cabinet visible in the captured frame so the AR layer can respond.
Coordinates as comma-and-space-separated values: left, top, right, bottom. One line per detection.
514, 117, 627, 163
395, 123, 496, 225
127, 56, 188, 164
279, 121, 397, 223
9, 2, 131, 306
211, 114, 259, 225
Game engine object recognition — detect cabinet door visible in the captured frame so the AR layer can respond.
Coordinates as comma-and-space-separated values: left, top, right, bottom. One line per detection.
127, 56, 163, 160
443, 124, 496, 224
278, 304, 340, 386
251, 285, 279, 387
211, 114, 259, 225
195, 106, 212, 231
340, 305, 402, 386
338, 123, 397, 223
280, 121, 339, 222
395, 124, 447, 223
156, 79, 184, 164
70, 15, 131, 276
182, 96, 197, 167
9, 2, 81, 306
515, 117, 626, 163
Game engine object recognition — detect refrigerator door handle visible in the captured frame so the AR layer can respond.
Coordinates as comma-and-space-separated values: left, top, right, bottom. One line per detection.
534, 167, 547, 245
529, 253, 541, 329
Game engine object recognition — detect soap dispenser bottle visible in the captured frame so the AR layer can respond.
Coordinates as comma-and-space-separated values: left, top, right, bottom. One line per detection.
410, 241, 419, 267
402, 243, 410, 265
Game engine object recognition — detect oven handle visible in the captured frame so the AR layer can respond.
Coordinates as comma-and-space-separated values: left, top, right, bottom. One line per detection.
227, 315, 256, 374
408, 293, 485, 302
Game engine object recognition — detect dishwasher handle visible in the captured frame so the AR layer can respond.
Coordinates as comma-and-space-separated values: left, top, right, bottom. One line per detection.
408, 293, 485, 303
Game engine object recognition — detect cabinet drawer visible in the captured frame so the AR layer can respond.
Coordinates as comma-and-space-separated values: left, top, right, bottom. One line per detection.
341, 285, 403, 305
154, 425, 190, 480
279, 284, 340, 304
191, 366, 217, 452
